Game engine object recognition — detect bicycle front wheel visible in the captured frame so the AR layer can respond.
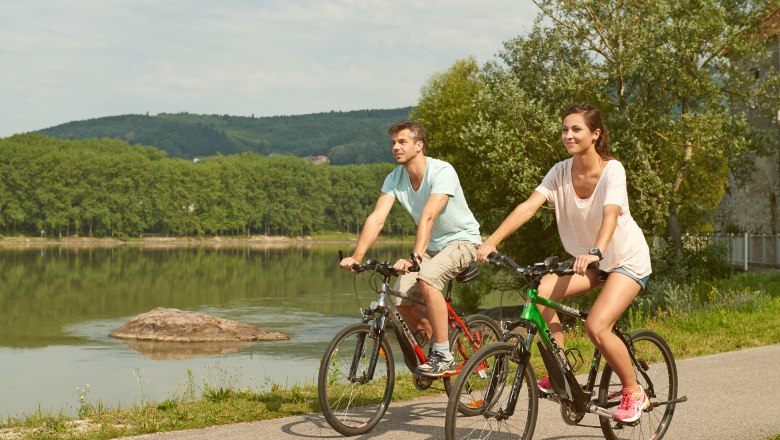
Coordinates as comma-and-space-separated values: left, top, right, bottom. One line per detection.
318, 323, 395, 436
598, 329, 678, 440
445, 342, 538, 440
445, 313, 502, 415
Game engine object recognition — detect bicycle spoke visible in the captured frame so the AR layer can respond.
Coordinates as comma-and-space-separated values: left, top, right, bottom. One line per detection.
318, 324, 395, 436
599, 330, 678, 440
445, 343, 537, 440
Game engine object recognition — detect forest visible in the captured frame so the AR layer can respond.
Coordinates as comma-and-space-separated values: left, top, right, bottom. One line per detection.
35, 108, 411, 165
0, 134, 416, 238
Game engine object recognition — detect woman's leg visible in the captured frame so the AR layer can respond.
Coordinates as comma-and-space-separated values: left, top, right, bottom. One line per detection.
584, 272, 641, 389
537, 271, 600, 349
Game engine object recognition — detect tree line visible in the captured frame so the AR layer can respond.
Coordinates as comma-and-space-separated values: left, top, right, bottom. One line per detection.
36, 108, 412, 165
0, 134, 415, 238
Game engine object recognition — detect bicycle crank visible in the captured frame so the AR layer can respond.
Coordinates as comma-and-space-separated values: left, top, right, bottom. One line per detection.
413, 374, 434, 390
560, 401, 585, 425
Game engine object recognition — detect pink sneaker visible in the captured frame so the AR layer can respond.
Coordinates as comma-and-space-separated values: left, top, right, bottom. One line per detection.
537, 375, 552, 394
612, 385, 649, 423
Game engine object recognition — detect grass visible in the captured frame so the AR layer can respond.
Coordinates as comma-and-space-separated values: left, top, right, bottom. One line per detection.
1, 270, 778, 439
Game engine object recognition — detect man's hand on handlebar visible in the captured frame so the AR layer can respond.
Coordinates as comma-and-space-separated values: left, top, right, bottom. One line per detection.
476, 242, 497, 263
393, 258, 416, 274
339, 256, 361, 273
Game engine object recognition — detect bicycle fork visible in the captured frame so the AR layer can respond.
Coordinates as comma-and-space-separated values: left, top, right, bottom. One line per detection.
351, 305, 390, 383
479, 320, 534, 419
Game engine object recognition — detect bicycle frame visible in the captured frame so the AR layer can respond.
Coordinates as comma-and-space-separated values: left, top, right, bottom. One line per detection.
353, 264, 484, 383
490, 266, 659, 420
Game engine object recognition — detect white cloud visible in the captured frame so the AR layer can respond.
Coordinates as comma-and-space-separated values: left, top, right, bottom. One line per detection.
0, 0, 537, 136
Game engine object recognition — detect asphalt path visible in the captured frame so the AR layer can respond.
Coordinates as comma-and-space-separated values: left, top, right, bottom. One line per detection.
119, 344, 780, 440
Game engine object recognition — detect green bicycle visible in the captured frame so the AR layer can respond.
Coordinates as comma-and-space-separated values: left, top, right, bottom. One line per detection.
445, 252, 687, 440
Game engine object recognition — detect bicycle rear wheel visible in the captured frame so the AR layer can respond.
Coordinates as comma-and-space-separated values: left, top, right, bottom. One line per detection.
318, 323, 395, 436
445, 342, 538, 440
598, 329, 678, 440
445, 313, 502, 415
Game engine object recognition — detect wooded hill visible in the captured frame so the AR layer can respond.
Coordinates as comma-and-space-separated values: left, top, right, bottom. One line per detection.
36, 108, 412, 165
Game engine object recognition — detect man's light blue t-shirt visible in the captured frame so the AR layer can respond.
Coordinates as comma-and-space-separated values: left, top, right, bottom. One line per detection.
381, 157, 481, 252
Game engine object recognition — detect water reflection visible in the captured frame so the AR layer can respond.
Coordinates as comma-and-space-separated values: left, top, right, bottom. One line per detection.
119, 340, 254, 360
0, 243, 407, 417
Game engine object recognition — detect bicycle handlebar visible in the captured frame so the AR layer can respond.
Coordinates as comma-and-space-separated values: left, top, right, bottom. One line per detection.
338, 251, 402, 278
487, 252, 595, 279
338, 251, 419, 277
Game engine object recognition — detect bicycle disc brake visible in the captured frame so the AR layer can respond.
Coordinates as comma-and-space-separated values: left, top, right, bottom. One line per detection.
560, 400, 585, 425
413, 374, 434, 390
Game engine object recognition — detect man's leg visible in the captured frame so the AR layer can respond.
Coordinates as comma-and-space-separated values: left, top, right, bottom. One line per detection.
414, 241, 477, 377
418, 279, 448, 346
396, 303, 431, 341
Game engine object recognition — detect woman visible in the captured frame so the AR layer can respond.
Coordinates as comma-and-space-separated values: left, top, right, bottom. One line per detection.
476, 103, 652, 423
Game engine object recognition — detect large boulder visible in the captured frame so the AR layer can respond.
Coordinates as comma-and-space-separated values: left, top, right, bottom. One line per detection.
110, 307, 289, 342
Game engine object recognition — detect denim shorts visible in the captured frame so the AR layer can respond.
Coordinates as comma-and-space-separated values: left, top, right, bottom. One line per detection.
611, 267, 650, 289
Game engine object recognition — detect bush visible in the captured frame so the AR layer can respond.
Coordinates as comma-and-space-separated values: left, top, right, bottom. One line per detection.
650, 237, 733, 284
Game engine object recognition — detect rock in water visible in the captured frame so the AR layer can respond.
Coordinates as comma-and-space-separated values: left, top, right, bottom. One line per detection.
110, 307, 289, 342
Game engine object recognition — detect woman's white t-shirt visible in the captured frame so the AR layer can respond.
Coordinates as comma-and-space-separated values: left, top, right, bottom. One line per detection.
534, 158, 651, 278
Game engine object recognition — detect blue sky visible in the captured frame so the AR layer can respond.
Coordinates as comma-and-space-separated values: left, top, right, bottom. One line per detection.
0, 1, 537, 137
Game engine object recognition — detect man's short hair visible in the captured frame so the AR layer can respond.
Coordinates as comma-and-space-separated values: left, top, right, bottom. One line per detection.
389, 121, 427, 148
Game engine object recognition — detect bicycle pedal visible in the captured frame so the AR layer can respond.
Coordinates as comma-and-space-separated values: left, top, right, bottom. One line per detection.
613, 419, 641, 428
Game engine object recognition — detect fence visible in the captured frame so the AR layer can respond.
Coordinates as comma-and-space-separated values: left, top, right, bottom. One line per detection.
685, 233, 780, 271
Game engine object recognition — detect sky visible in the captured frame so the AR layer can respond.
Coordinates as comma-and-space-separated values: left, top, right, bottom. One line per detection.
0, 0, 538, 138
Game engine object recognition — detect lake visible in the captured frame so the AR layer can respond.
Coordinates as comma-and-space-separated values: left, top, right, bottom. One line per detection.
0, 243, 415, 418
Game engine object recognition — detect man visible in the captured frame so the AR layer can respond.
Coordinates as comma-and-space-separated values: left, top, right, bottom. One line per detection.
339, 120, 481, 377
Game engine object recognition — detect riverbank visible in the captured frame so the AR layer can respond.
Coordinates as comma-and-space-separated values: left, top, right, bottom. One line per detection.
0, 234, 412, 248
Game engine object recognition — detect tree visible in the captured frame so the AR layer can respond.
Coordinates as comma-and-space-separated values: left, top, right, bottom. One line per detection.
414, 0, 780, 262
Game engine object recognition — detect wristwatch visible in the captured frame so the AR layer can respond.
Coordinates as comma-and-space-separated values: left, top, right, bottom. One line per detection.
411, 252, 423, 264
588, 247, 603, 261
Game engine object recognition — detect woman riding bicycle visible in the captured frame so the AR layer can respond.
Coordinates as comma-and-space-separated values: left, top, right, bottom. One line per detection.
475, 103, 652, 423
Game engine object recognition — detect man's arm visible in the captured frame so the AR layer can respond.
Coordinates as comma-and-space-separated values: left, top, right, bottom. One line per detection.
413, 193, 449, 256
341, 193, 395, 268
392, 193, 449, 273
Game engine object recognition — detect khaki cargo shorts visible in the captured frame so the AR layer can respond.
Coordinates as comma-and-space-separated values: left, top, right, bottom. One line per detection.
393, 241, 479, 306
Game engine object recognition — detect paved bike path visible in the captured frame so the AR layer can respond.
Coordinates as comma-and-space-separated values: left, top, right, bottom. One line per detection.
120, 344, 780, 440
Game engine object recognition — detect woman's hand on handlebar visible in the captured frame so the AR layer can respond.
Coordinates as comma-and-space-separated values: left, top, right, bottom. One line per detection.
476, 242, 497, 263
573, 253, 600, 275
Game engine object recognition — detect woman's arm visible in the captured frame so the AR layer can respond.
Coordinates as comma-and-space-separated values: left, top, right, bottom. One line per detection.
476, 191, 547, 262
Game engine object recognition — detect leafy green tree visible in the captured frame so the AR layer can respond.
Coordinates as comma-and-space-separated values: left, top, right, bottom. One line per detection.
414, 0, 780, 262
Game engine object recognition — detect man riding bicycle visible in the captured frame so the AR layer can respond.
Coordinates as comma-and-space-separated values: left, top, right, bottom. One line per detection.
339, 120, 481, 377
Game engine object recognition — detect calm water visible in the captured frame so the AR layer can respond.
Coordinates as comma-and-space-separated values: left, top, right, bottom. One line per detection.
0, 243, 410, 417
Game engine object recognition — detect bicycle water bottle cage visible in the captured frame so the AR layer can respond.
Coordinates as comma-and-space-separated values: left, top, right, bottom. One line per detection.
455, 264, 479, 283
564, 348, 584, 372
538, 341, 568, 397
392, 324, 419, 372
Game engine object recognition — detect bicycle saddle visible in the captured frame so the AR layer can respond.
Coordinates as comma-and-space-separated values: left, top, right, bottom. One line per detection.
455, 264, 479, 283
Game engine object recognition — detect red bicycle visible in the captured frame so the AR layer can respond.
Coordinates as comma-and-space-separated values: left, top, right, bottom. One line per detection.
318, 253, 501, 436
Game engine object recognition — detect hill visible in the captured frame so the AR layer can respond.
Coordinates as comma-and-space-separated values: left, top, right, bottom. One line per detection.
36, 108, 411, 165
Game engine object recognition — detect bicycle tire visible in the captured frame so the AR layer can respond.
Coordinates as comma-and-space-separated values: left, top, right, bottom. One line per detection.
444, 313, 502, 415
598, 329, 679, 440
318, 323, 395, 436
445, 342, 538, 440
